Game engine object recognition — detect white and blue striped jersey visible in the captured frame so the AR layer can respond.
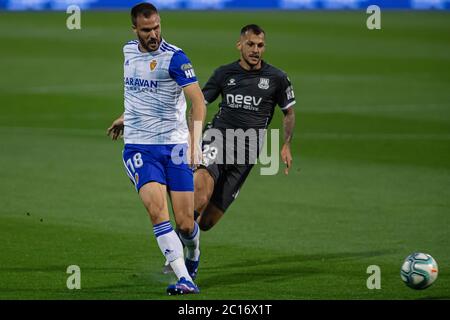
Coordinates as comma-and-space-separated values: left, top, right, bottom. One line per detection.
123, 39, 198, 145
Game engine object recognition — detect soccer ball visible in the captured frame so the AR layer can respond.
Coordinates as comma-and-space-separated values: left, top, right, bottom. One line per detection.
400, 252, 438, 290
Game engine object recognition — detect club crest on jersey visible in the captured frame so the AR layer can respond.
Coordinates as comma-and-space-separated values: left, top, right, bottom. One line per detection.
258, 78, 270, 90
150, 59, 157, 71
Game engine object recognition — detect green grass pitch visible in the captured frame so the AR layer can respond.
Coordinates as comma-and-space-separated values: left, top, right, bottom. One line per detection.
0, 10, 449, 300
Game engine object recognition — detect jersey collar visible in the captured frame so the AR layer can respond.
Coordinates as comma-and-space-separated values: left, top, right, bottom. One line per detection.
136, 39, 167, 56
236, 59, 267, 73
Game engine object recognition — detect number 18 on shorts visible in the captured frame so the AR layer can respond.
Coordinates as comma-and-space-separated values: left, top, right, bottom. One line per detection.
122, 144, 194, 192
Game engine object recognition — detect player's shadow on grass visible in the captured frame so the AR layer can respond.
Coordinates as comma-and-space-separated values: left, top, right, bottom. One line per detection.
199, 249, 395, 289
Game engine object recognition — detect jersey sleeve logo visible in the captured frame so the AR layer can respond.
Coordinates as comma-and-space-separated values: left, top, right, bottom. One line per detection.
181, 63, 193, 71
182, 63, 196, 79
258, 78, 270, 90
286, 85, 295, 100
150, 59, 157, 71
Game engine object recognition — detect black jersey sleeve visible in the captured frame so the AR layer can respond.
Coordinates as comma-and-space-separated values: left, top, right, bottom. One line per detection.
202, 69, 222, 105
277, 73, 296, 111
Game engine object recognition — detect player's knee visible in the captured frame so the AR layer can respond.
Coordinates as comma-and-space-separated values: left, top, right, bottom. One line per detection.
177, 222, 195, 235
142, 200, 166, 219
195, 171, 213, 201
195, 182, 212, 206
175, 213, 195, 235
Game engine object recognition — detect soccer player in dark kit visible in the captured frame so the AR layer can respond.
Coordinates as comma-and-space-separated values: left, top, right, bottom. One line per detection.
193, 24, 297, 233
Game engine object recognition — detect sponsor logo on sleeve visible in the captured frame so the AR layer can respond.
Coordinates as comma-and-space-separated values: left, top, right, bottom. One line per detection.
286, 86, 295, 100
181, 63, 193, 71
182, 63, 196, 79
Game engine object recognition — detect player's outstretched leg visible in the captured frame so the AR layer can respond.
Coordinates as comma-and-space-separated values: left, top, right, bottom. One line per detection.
139, 182, 199, 295
153, 221, 199, 295
169, 187, 201, 293
193, 169, 215, 227
162, 221, 199, 277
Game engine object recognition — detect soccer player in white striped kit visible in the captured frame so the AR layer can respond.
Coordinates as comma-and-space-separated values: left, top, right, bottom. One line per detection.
107, 3, 205, 295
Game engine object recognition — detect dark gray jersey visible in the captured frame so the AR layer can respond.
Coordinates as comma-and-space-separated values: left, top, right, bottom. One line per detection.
202, 60, 296, 129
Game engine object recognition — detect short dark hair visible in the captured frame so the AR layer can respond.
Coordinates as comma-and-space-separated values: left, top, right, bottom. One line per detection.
240, 24, 265, 36
131, 2, 158, 26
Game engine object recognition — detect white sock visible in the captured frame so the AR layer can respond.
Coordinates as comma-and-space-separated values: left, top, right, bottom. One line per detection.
179, 221, 200, 261
153, 220, 192, 282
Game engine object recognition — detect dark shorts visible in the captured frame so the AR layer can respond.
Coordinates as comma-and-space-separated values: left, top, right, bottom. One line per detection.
199, 163, 254, 213
200, 124, 255, 212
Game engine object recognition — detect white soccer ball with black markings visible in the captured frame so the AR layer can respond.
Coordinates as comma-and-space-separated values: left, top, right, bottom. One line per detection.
400, 252, 438, 290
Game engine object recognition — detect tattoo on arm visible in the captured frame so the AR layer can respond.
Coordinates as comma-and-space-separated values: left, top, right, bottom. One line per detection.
283, 108, 295, 144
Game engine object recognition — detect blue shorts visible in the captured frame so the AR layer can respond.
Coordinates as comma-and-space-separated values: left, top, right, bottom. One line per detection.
122, 144, 193, 192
